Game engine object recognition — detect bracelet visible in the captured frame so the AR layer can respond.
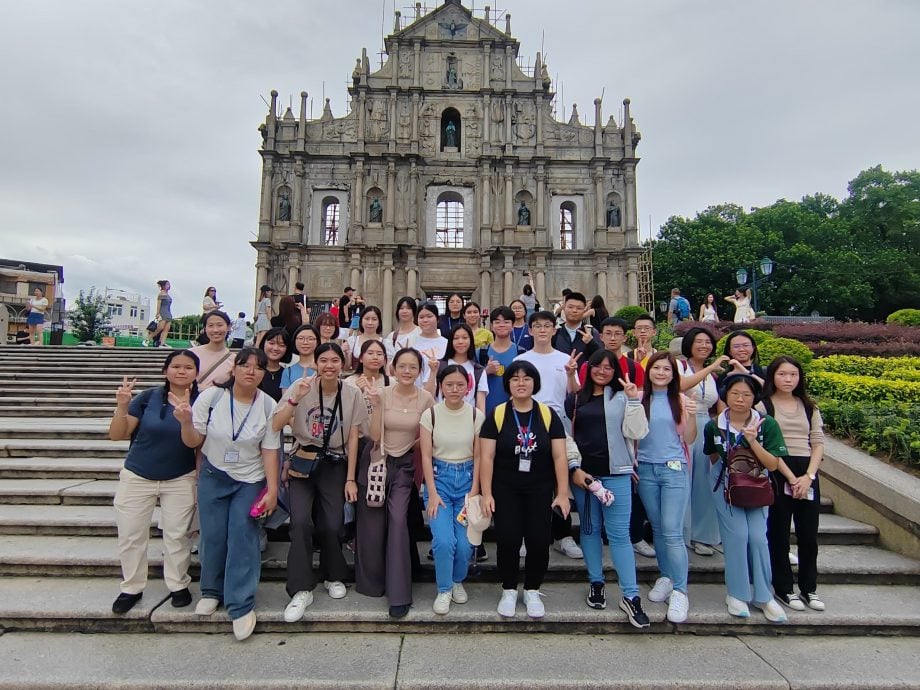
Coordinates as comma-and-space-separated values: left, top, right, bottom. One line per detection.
286, 398, 298, 407
345, 479, 356, 483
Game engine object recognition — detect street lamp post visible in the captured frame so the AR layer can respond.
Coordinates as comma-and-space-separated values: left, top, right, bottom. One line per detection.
735, 257, 774, 314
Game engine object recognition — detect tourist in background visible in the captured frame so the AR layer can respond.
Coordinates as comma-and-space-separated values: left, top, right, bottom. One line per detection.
150, 280, 173, 348
761, 356, 826, 613
519, 284, 538, 318
463, 301, 494, 359
355, 348, 434, 618
678, 327, 729, 556
586, 295, 610, 332
720, 331, 765, 384
627, 314, 658, 368
108, 349, 200, 614
254, 285, 274, 344
273, 296, 303, 339
413, 302, 448, 384
509, 299, 534, 351
198, 286, 221, 343
348, 293, 366, 336
725, 289, 754, 323
637, 352, 697, 624
479, 360, 570, 619
699, 294, 719, 323
419, 364, 484, 615
704, 373, 787, 623
567, 350, 651, 628
174, 347, 281, 641
314, 312, 350, 364
230, 312, 248, 349
190, 311, 234, 390
26, 286, 48, 346
274, 343, 366, 622
482, 306, 522, 414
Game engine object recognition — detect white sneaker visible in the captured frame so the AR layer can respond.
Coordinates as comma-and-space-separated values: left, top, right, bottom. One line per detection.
667, 590, 689, 624
754, 598, 788, 623
433, 591, 452, 615
232, 610, 256, 641
324, 581, 347, 599
523, 589, 545, 618
519, 544, 527, 558
554, 536, 583, 559
726, 595, 750, 618
283, 590, 313, 622
497, 589, 518, 617
648, 576, 674, 603
633, 539, 656, 558
789, 550, 799, 566
142, 339, 149, 347
451, 582, 468, 604
195, 597, 219, 615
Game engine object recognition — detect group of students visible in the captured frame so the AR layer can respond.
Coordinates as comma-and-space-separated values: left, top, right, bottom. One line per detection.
108, 290, 825, 641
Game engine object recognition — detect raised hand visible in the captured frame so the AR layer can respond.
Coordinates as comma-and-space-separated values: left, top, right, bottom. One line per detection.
564, 349, 583, 376
710, 355, 731, 372
579, 326, 594, 344
355, 374, 370, 392
423, 348, 439, 372
485, 357, 501, 375
169, 389, 193, 424
684, 396, 698, 417
619, 370, 640, 400
365, 377, 381, 407
115, 376, 137, 406
728, 358, 748, 375
741, 417, 765, 444
288, 372, 316, 403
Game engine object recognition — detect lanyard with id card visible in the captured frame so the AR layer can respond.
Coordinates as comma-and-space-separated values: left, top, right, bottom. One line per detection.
226, 391, 258, 464
513, 407, 535, 473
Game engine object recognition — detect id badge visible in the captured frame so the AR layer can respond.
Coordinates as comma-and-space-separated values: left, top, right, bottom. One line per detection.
666, 460, 682, 471
224, 450, 240, 464
518, 451, 532, 473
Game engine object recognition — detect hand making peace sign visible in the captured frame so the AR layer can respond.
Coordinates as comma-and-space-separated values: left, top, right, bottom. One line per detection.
564, 349, 583, 376
741, 416, 765, 444
619, 369, 641, 400
115, 376, 137, 406
288, 371, 316, 404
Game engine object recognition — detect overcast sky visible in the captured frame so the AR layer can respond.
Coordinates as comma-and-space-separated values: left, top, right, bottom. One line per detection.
1, 0, 917, 318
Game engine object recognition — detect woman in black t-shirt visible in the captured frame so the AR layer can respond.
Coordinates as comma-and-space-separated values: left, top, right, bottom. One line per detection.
257, 327, 292, 402
479, 360, 570, 620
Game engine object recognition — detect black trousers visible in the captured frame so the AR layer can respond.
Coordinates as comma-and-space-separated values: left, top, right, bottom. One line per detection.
493, 477, 553, 590
767, 456, 820, 596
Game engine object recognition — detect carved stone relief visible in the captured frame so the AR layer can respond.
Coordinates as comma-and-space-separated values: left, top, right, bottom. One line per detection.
424, 54, 439, 88
512, 100, 535, 142
465, 104, 481, 156
490, 55, 505, 81
398, 99, 411, 140
398, 50, 413, 78
461, 56, 482, 90
366, 99, 389, 142
419, 102, 436, 156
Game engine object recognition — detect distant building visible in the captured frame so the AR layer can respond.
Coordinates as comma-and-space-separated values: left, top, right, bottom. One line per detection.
0, 259, 64, 344
102, 288, 150, 336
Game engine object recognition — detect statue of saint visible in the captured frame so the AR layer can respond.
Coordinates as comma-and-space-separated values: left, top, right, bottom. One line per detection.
446, 62, 458, 88
606, 201, 621, 228
517, 201, 531, 226
369, 197, 383, 223
278, 192, 291, 221
444, 121, 457, 148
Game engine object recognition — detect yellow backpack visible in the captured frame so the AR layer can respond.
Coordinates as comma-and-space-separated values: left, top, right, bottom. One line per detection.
493, 401, 552, 433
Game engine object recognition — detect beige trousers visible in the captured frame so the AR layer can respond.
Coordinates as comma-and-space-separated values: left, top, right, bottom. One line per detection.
113, 467, 196, 594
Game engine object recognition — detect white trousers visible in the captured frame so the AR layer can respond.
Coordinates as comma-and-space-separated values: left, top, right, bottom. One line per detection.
113, 467, 196, 594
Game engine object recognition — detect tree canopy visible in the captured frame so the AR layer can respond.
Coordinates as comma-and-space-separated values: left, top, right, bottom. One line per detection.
650, 166, 920, 321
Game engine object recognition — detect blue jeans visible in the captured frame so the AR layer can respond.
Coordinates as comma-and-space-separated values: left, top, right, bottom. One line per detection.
710, 461, 773, 603
197, 459, 265, 620
423, 458, 474, 593
684, 414, 721, 546
573, 474, 638, 599
637, 461, 690, 594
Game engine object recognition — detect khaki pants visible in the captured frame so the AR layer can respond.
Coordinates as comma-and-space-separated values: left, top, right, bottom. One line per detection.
113, 467, 196, 594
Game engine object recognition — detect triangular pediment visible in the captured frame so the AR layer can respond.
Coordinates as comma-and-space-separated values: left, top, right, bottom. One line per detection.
394, 0, 510, 44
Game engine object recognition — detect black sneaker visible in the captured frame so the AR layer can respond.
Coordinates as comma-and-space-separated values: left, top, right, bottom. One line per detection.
619, 595, 651, 629
427, 548, 434, 561
475, 544, 488, 562
389, 604, 411, 619
111, 592, 142, 614
586, 582, 606, 610
170, 588, 192, 608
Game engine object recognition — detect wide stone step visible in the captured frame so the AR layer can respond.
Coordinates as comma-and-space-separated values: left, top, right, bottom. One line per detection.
2, 532, 914, 586
0, 405, 116, 418
2, 364, 164, 374
0, 439, 128, 458
0, 387, 135, 399
0, 457, 123, 479
0, 505, 158, 536
0, 479, 120, 505
2, 631, 919, 690
0, 380, 160, 391
2, 576, 919, 637
0, 418, 112, 440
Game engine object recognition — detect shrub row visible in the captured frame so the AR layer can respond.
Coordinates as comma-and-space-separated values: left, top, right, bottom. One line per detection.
819, 399, 920, 466
773, 322, 920, 343
887, 309, 920, 327
805, 341, 920, 358
808, 372, 920, 404
813, 355, 920, 377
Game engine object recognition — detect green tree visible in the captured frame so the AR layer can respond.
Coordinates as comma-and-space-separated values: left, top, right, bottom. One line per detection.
67, 288, 111, 342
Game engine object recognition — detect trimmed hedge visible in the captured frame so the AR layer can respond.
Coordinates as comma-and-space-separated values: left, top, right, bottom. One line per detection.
805, 341, 920, 358
757, 336, 814, 369
820, 399, 920, 466
612, 305, 652, 329
773, 322, 919, 343
716, 328, 775, 355
887, 309, 920, 327
813, 355, 920, 377
809, 371, 920, 404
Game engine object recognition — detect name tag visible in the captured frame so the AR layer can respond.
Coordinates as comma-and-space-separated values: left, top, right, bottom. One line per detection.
224, 450, 240, 464
666, 460, 682, 471
518, 451, 532, 473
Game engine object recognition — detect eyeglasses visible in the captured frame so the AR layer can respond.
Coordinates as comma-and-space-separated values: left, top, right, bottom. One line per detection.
295, 336, 317, 343
530, 322, 555, 330
237, 363, 265, 372
441, 382, 468, 391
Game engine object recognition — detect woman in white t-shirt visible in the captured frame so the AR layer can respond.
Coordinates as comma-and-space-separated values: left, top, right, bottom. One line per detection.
419, 364, 484, 615
423, 323, 488, 411
173, 347, 281, 641
344, 306, 383, 370
26, 287, 49, 346
384, 296, 421, 361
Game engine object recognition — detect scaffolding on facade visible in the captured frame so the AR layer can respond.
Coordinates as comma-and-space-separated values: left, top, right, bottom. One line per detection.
638, 244, 655, 315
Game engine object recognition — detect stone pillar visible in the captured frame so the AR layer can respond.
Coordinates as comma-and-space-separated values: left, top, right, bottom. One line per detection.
413, 40, 421, 89
627, 256, 639, 305
503, 257, 514, 306
483, 41, 491, 87
354, 161, 365, 225
388, 91, 397, 154
297, 91, 307, 150
288, 264, 300, 293
535, 165, 545, 228
536, 270, 546, 309
595, 255, 608, 303
385, 162, 396, 225
292, 160, 304, 228
351, 267, 361, 293
505, 45, 513, 90
482, 94, 491, 143
406, 250, 418, 297
594, 166, 605, 231
382, 260, 394, 333
504, 164, 514, 227
480, 264, 492, 309
409, 161, 419, 244
357, 91, 366, 148
481, 163, 491, 232
625, 165, 637, 233
255, 253, 269, 305
411, 93, 420, 147
536, 98, 544, 157
504, 94, 512, 147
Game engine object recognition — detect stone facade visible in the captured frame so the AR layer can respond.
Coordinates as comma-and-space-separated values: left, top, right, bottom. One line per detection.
251, 0, 642, 332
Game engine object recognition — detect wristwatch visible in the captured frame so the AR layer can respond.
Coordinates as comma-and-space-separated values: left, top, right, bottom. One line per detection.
807, 472, 817, 481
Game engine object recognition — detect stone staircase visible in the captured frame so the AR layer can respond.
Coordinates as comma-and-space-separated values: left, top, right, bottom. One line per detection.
2, 346, 920, 687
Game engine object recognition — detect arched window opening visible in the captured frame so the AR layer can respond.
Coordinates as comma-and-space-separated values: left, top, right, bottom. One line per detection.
436, 193, 464, 247
560, 202, 576, 249
322, 198, 340, 245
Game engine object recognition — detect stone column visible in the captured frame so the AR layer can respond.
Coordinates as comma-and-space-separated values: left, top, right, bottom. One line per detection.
480, 264, 491, 309
409, 161, 419, 244
388, 91, 397, 154
482, 94, 491, 143
255, 253, 269, 305
259, 158, 274, 223
627, 256, 639, 305
382, 260, 394, 333
407, 250, 418, 297
357, 91, 366, 148
354, 161, 365, 224
536, 98, 544, 157
504, 45, 513, 90
483, 41, 491, 87
351, 267, 361, 292
481, 162, 491, 230
625, 165, 637, 232
536, 270, 546, 309
594, 166, 605, 231
292, 160, 304, 228
504, 94, 512, 147
385, 162, 396, 225
411, 93, 420, 147
288, 264, 300, 293
535, 165, 545, 228
413, 40, 421, 89
595, 255, 608, 303
503, 258, 514, 306
504, 164, 514, 227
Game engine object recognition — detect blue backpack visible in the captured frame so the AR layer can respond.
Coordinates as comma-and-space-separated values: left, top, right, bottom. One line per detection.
675, 296, 691, 321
